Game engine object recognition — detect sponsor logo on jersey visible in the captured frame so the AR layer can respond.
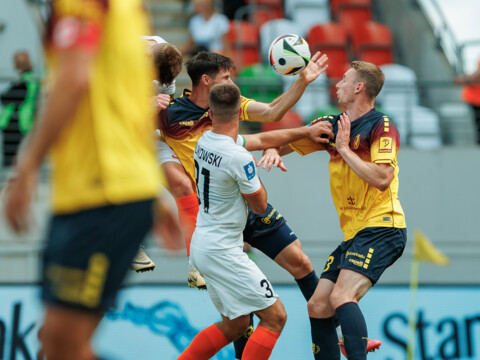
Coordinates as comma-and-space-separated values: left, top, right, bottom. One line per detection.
379, 137, 393, 153
244, 161, 255, 180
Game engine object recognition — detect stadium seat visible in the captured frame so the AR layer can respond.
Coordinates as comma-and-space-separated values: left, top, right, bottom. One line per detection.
228, 20, 261, 69
306, 22, 350, 79
409, 106, 443, 149
386, 105, 442, 148
332, 0, 372, 37
355, 21, 394, 66
260, 19, 304, 63
438, 102, 477, 145
250, 7, 284, 28
237, 63, 283, 104
376, 64, 419, 110
281, 72, 330, 119
306, 22, 351, 101
284, 0, 331, 35
261, 109, 304, 131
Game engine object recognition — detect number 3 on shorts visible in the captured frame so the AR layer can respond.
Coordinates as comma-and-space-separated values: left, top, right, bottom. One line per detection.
323, 256, 334, 273
260, 279, 274, 298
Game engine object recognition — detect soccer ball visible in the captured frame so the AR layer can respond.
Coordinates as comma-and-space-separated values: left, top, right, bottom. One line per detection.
268, 34, 311, 76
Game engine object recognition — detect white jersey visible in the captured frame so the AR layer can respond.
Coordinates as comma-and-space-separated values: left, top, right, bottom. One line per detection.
141, 35, 176, 96
191, 131, 261, 252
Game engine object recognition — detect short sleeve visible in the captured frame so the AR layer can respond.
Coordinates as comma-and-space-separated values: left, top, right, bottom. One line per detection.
230, 151, 262, 196
236, 135, 246, 147
240, 96, 255, 121
289, 138, 324, 155
289, 117, 330, 155
48, 0, 107, 52
370, 115, 400, 166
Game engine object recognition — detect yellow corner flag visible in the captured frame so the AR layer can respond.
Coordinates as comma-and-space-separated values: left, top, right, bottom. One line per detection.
413, 229, 450, 265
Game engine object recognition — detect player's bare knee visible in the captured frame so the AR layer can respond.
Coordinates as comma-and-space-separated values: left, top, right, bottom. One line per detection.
307, 295, 331, 317
271, 303, 287, 332
329, 288, 351, 310
292, 251, 313, 278
219, 316, 251, 342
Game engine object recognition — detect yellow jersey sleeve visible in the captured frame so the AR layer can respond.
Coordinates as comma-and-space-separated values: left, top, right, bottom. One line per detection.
240, 96, 255, 121
370, 115, 399, 167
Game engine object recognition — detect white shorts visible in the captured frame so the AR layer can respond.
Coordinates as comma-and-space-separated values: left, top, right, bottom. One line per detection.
157, 138, 181, 165
190, 246, 278, 319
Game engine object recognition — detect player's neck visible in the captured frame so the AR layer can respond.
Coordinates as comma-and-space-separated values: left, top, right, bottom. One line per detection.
345, 100, 375, 122
212, 122, 238, 142
189, 87, 210, 109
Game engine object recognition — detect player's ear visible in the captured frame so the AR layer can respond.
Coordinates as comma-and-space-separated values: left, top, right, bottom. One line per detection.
355, 81, 365, 94
208, 108, 213, 119
202, 74, 209, 86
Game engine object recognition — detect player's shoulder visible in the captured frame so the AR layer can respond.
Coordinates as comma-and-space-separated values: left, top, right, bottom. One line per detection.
167, 89, 206, 116
367, 108, 396, 127
309, 114, 338, 126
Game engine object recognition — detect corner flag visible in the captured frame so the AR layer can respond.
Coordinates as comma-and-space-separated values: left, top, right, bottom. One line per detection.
413, 229, 450, 265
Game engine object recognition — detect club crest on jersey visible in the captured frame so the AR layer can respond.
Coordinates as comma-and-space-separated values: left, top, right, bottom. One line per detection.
244, 161, 255, 180
353, 134, 360, 150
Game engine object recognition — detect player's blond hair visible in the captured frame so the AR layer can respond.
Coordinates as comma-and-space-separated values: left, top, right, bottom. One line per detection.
351, 61, 385, 100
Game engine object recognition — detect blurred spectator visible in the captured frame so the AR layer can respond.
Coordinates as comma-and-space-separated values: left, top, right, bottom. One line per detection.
0, 51, 39, 166
455, 59, 480, 144
180, 0, 232, 58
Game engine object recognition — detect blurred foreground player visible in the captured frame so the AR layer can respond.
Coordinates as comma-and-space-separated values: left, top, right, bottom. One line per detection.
3, 1, 182, 359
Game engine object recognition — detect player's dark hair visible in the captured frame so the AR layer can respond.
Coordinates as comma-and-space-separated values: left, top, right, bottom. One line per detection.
185, 52, 235, 87
152, 43, 183, 86
351, 61, 385, 100
209, 83, 241, 121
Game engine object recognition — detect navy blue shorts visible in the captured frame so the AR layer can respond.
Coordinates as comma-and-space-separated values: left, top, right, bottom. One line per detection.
320, 227, 407, 285
42, 199, 155, 312
244, 223, 297, 260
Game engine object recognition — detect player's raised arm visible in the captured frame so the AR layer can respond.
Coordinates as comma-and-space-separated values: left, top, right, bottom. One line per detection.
245, 52, 328, 123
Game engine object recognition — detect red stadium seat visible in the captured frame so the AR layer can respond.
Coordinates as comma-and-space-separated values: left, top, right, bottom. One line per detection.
228, 20, 261, 69
332, 0, 372, 45
261, 109, 304, 131
355, 21, 394, 66
250, 8, 283, 28
306, 22, 350, 79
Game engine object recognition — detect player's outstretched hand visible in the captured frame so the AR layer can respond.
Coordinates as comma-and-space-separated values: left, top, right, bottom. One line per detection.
2, 169, 37, 234
155, 94, 171, 111
299, 51, 328, 84
257, 148, 287, 172
308, 120, 334, 143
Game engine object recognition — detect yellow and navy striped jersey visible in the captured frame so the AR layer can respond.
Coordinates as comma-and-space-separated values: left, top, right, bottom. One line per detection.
158, 89, 255, 188
46, 0, 160, 213
290, 109, 406, 241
